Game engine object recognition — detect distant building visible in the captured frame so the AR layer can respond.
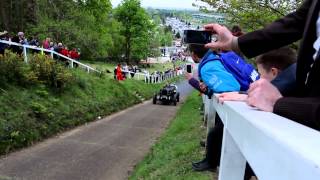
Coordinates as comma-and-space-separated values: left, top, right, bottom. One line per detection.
192, 13, 225, 24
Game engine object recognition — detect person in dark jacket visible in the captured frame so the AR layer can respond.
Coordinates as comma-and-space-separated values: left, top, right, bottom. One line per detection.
204, 0, 320, 130
0, 31, 8, 55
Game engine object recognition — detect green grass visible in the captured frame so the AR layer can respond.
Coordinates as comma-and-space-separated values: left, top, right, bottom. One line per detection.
0, 68, 169, 155
129, 91, 216, 180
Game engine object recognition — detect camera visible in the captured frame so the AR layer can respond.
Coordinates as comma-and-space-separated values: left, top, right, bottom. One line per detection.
186, 64, 192, 73
183, 30, 212, 44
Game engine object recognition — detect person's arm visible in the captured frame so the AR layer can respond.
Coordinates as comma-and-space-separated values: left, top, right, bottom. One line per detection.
238, 0, 311, 58
274, 97, 320, 129
204, 0, 311, 57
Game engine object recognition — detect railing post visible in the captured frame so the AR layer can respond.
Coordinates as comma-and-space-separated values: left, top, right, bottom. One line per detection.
23, 46, 28, 63
207, 98, 216, 132
71, 60, 74, 68
218, 128, 246, 180
50, 52, 54, 59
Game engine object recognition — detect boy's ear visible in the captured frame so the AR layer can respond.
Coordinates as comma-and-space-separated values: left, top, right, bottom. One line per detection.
271, 67, 280, 77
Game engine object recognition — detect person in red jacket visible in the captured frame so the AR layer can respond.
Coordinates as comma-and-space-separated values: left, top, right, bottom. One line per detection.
60, 47, 69, 57
116, 64, 124, 81
69, 48, 80, 60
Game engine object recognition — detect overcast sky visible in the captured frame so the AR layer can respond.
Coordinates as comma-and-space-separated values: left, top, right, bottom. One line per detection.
111, 0, 199, 10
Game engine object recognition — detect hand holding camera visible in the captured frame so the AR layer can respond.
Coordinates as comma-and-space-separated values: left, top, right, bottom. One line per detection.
183, 30, 212, 45
203, 24, 234, 51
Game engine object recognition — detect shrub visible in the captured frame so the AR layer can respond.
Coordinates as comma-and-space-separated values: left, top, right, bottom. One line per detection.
0, 52, 29, 87
0, 52, 74, 90
29, 54, 74, 90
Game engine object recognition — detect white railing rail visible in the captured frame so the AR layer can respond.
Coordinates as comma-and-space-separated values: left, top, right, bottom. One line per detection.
203, 95, 320, 180
122, 69, 183, 84
0, 39, 185, 83
0, 40, 100, 74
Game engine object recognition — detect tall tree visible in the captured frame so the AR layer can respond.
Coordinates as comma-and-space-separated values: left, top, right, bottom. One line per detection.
196, 0, 303, 31
115, 0, 154, 63
28, 0, 115, 59
0, 0, 37, 32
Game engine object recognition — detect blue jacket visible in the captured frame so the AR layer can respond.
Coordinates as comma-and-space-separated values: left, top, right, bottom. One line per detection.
199, 51, 240, 93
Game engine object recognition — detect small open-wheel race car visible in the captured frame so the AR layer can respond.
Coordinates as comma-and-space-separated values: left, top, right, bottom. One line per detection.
153, 84, 180, 106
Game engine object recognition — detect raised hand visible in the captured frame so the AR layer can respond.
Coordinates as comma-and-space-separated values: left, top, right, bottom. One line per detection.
204, 24, 234, 51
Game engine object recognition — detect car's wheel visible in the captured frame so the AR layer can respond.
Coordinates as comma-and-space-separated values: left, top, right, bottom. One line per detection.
153, 95, 157, 104
176, 93, 180, 102
173, 98, 177, 106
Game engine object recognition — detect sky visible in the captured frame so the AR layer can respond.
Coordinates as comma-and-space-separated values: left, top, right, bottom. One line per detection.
111, 0, 199, 10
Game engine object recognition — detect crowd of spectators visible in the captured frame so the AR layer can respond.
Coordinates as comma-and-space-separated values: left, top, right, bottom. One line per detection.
113, 62, 181, 83
0, 31, 80, 63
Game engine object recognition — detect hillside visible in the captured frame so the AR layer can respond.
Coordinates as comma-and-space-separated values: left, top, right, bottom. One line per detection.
0, 53, 175, 155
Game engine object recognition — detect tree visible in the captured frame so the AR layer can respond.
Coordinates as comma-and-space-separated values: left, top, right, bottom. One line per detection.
0, 0, 37, 32
115, 0, 154, 63
196, 0, 303, 31
26, 0, 115, 59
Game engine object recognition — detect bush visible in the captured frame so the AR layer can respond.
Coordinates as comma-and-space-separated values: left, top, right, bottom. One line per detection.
0, 52, 29, 87
29, 54, 74, 90
0, 52, 74, 90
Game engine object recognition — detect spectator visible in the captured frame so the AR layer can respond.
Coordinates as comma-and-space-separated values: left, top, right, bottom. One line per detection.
29, 36, 39, 47
18, 32, 28, 45
116, 64, 124, 81
186, 44, 240, 172
29, 36, 40, 54
204, 0, 320, 129
69, 48, 80, 60
42, 38, 50, 49
60, 46, 69, 57
231, 25, 244, 37
219, 47, 297, 103
114, 66, 117, 80
218, 46, 297, 179
11, 34, 22, 54
49, 42, 54, 50
0, 31, 8, 55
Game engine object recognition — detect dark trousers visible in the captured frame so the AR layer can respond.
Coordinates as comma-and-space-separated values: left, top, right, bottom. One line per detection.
206, 114, 224, 168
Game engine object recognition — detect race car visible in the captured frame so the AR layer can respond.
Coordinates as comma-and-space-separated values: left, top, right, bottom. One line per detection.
153, 84, 180, 106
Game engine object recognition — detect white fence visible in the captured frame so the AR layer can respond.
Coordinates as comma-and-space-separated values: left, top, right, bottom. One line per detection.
0, 39, 100, 73
203, 95, 320, 180
0, 39, 184, 83
122, 69, 183, 84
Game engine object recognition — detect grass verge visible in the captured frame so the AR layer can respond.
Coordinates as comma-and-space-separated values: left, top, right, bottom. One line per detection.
129, 91, 216, 180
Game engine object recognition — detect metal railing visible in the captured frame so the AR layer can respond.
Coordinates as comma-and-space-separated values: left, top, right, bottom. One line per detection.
203, 95, 320, 180
0, 40, 100, 73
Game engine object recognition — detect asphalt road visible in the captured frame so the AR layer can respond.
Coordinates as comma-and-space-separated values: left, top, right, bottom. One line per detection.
0, 81, 193, 180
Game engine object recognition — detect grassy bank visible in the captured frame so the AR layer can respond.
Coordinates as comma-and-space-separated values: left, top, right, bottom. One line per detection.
130, 92, 216, 180
0, 53, 179, 155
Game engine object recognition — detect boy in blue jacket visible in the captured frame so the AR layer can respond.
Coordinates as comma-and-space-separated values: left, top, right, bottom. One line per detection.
187, 44, 240, 95
186, 44, 243, 172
